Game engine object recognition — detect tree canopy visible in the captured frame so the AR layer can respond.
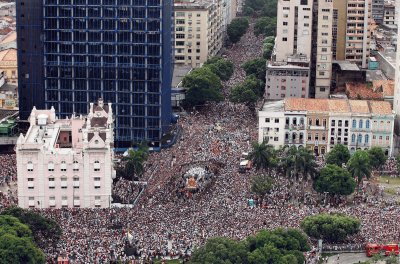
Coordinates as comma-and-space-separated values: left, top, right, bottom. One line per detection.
263, 36, 275, 59
227, 17, 249, 43
279, 146, 317, 181
204, 57, 234, 81
242, 58, 267, 81
347, 150, 372, 184
325, 144, 350, 167
190, 228, 310, 264
254, 17, 276, 36
250, 174, 274, 204
301, 214, 360, 243
0, 215, 45, 264
182, 67, 223, 107
313, 164, 356, 196
229, 75, 265, 106
367, 147, 387, 170
248, 140, 277, 171
1, 207, 62, 249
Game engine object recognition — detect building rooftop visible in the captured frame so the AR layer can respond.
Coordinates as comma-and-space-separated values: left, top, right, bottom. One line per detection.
0, 48, 16, 65
345, 80, 394, 100
172, 65, 192, 88
0, 31, 16, 45
333, 61, 360, 71
262, 98, 394, 115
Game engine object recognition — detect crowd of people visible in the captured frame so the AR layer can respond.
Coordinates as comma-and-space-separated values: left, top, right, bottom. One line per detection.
1, 20, 400, 264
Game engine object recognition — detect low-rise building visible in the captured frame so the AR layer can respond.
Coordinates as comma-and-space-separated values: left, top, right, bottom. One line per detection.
16, 99, 115, 209
259, 98, 394, 155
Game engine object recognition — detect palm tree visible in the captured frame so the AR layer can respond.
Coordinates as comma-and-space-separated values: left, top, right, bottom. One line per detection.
279, 146, 317, 181
248, 139, 277, 172
124, 142, 149, 184
347, 150, 372, 185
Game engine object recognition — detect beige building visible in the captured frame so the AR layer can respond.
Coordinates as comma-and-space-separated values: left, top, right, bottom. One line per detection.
383, 4, 396, 26
174, 0, 225, 68
332, 0, 372, 68
0, 48, 17, 84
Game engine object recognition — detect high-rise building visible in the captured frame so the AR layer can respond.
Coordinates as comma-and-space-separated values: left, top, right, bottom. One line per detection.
372, 0, 384, 24
266, 0, 313, 100
312, 0, 333, 98
332, 0, 371, 68
16, 99, 115, 208
174, 0, 225, 68
393, 0, 400, 118
17, 0, 173, 149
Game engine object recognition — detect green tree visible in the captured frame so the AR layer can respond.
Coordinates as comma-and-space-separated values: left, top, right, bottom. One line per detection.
204, 57, 234, 81
242, 58, 267, 81
368, 147, 387, 170
182, 67, 223, 106
261, 0, 278, 17
227, 17, 249, 43
229, 84, 258, 106
124, 142, 149, 182
314, 164, 356, 197
0, 234, 45, 264
300, 214, 360, 243
325, 144, 350, 167
1, 207, 62, 249
0, 215, 45, 264
347, 150, 372, 184
250, 174, 273, 205
189, 237, 248, 264
248, 140, 277, 172
243, 6, 255, 16
254, 17, 276, 36
279, 146, 317, 181
263, 37, 275, 59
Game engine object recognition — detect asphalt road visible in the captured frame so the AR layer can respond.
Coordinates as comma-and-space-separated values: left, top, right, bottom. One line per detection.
326, 253, 370, 264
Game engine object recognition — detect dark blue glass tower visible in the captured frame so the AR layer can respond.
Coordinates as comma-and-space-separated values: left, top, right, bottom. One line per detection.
17, 0, 173, 149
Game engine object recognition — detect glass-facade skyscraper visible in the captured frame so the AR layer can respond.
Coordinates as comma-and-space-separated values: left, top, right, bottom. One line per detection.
17, 0, 173, 149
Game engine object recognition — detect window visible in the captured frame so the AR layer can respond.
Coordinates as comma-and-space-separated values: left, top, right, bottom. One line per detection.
49, 196, 56, 207
27, 161, 33, 172
73, 176, 80, 189
351, 134, 356, 143
315, 133, 319, 141
73, 160, 79, 171
60, 161, 67, 172
386, 136, 390, 141
94, 160, 100, 171
365, 135, 369, 143
358, 134, 362, 143
62, 196, 68, 207
366, 120, 370, 129
331, 120, 335, 126
359, 120, 363, 128
282, 37, 287, 41
28, 197, 35, 207
61, 177, 67, 189
316, 119, 320, 126
283, 22, 288, 26
265, 118, 270, 123
352, 120, 356, 128
28, 178, 34, 189
94, 177, 101, 189
95, 196, 101, 207
274, 137, 279, 141
275, 119, 279, 123
47, 162, 54, 171
49, 177, 55, 189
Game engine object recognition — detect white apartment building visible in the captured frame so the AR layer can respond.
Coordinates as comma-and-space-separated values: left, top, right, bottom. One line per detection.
383, 4, 396, 26
314, 0, 333, 98
267, 0, 313, 100
259, 98, 395, 156
274, 0, 313, 62
16, 99, 116, 208
174, 0, 225, 68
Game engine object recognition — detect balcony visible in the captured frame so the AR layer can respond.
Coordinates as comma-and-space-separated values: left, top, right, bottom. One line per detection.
309, 125, 326, 130
285, 139, 305, 145
285, 124, 305, 130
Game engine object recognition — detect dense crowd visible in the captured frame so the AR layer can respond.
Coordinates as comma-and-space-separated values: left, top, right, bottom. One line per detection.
1, 21, 400, 264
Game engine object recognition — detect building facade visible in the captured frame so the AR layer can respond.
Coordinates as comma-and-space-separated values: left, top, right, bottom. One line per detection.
16, 99, 116, 208
313, 0, 333, 98
259, 98, 395, 156
17, 0, 173, 149
383, 4, 396, 26
174, 0, 225, 68
372, 0, 384, 24
0, 48, 17, 84
332, 0, 372, 68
